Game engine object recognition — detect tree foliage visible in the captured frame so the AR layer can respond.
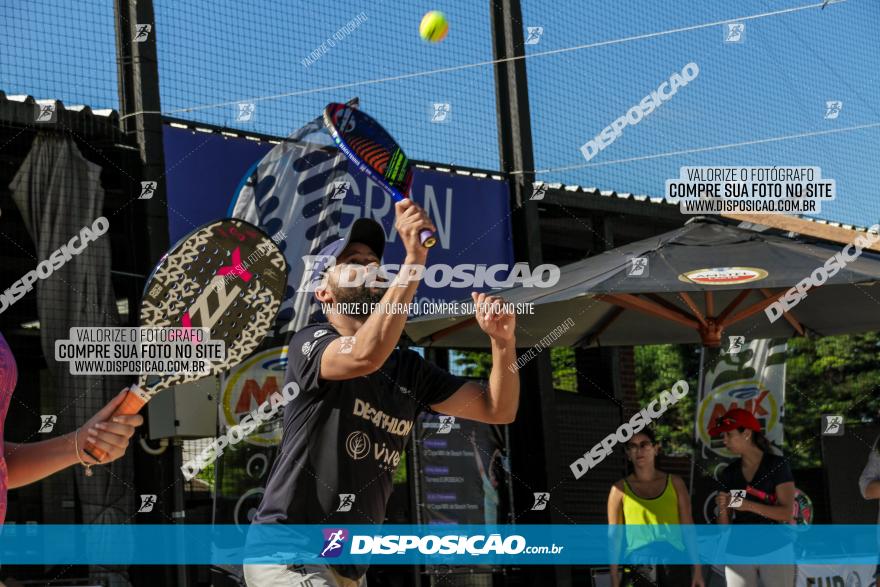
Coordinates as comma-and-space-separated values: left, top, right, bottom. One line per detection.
633, 334, 880, 468
633, 343, 701, 456
453, 347, 577, 391
453, 334, 880, 468
783, 332, 880, 467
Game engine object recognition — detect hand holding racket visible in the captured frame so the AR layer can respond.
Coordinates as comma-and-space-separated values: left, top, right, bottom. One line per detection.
395, 199, 436, 261
323, 102, 437, 248
76, 389, 143, 467
83, 219, 288, 462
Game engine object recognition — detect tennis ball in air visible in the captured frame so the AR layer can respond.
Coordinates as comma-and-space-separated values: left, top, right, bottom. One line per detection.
420, 11, 448, 43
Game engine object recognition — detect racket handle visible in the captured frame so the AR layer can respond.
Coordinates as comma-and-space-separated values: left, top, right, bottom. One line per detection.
82, 389, 148, 463
419, 229, 437, 248
393, 192, 436, 248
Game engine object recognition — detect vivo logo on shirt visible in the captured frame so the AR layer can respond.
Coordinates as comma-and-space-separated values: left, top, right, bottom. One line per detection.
343, 431, 402, 470
352, 398, 413, 437
374, 441, 401, 468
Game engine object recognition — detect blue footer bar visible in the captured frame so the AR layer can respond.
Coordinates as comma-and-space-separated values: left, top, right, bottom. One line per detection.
0, 524, 877, 565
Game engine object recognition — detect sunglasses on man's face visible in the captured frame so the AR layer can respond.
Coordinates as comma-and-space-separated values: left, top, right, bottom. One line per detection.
625, 441, 654, 452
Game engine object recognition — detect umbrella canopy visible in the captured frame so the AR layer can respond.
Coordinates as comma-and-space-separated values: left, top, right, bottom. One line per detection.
405, 217, 880, 348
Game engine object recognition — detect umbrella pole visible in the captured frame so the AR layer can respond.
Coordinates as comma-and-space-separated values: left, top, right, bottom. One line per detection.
690, 346, 707, 496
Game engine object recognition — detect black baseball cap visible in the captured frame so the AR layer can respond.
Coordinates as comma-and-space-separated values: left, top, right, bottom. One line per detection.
309, 218, 386, 285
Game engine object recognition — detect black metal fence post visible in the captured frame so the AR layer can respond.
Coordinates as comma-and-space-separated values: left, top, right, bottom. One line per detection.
113, 2, 178, 586
490, 1, 571, 585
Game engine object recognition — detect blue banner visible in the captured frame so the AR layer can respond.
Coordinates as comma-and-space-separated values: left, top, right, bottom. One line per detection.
163, 125, 272, 245
0, 525, 877, 565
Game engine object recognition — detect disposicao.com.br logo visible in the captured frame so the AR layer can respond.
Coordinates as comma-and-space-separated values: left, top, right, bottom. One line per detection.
320, 529, 563, 557
320, 528, 349, 558
299, 257, 560, 292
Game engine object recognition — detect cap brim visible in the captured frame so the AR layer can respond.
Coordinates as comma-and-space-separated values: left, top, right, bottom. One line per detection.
708, 423, 734, 437
309, 219, 387, 288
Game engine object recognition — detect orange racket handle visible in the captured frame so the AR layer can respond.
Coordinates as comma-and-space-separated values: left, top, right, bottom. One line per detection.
83, 388, 148, 463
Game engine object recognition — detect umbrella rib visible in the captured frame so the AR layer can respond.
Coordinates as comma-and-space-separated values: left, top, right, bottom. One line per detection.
759, 288, 805, 335
715, 290, 752, 324
723, 290, 787, 325
677, 292, 708, 328
596, 293, 700, 329
578, 305, 626, 347
642, 293, 700, 323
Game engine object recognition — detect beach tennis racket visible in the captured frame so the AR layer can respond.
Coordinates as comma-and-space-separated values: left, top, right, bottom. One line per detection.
323, 102, 436, 248
83, 219, 288, 462
745, 485, 813, 526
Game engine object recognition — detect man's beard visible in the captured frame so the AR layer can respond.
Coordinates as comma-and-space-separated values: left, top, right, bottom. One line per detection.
330, 284, 384, 319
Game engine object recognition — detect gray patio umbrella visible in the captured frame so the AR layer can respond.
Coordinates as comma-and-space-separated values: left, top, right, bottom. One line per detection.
405, 217, 880, 348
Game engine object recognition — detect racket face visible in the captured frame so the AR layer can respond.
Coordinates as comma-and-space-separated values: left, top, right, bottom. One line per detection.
323, 102, 413, 196
137, 219, 288, 394
794, 491, 813, 525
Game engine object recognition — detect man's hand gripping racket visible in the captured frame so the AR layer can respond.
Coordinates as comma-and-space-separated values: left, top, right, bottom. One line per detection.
83, 219, 288, 462
323, 102, 437, 248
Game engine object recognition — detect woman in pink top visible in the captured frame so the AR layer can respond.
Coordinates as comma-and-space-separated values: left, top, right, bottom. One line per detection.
0, 331, 142, 523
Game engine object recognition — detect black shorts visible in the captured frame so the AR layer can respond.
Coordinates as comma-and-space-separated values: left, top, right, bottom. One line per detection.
622, 563, 692, 587
622, 544, 693, 587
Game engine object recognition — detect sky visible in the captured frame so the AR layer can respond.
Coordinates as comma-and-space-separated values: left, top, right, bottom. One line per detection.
1, 0, 878, 227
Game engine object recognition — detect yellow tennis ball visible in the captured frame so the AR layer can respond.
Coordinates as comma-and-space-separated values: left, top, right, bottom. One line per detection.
420, 11, 448, 43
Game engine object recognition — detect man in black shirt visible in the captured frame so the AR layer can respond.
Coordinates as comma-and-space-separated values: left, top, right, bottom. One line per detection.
244, 199, 520, 587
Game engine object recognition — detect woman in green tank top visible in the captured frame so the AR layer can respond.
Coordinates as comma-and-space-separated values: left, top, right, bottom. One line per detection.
606, 427, 704, 587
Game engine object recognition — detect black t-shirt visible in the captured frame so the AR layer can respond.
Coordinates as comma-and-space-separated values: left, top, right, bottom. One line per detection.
251, 323, 465, 577
717, 452, 795, 555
